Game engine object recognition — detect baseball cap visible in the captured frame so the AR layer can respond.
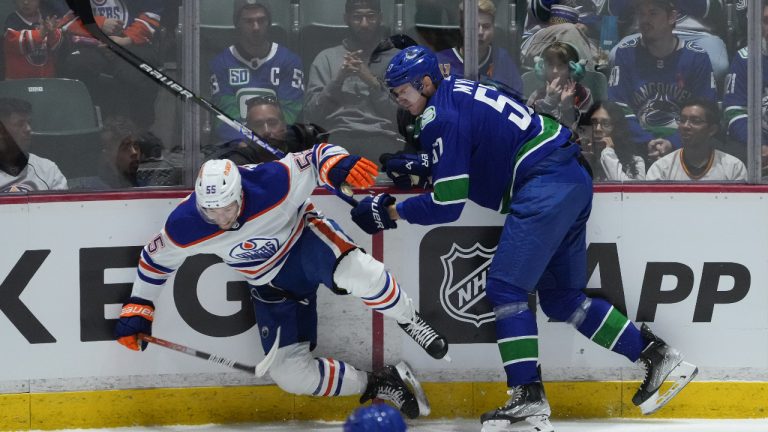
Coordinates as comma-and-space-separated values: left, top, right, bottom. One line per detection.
549, 5, 579, 24
637, 0, 675, 11
345, 0, 381, 13
233, 0, 272, 25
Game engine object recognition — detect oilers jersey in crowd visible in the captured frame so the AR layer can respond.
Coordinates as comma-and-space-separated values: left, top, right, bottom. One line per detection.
608, 36, 716, 148
209, 44, 304, 140
131, 144, 349, 302
723, 47, 768, 145
396, 76, 572, 226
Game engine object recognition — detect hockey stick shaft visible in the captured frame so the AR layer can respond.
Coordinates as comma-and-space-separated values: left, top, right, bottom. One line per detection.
65, 0, 358, 205
138, 333, 257, 374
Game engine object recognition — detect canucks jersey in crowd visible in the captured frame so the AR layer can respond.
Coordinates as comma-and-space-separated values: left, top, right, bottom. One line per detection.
396, 76, 572, 225
436, 46, 523, 96
209, 44, 304, 142
131, 143, 350, 300
608, 36, 716, 149
723, 47, 768, 146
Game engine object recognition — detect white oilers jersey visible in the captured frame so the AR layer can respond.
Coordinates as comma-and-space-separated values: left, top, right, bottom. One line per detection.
131, 144, 349, 301
645, 149, 747, 182
0, 153, 68, 192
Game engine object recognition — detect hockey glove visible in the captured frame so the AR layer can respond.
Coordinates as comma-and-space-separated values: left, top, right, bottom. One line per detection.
380, 152, 431, 189
350, 193, 397, 234
115, 297, 155, 351
325, 155, 378, 189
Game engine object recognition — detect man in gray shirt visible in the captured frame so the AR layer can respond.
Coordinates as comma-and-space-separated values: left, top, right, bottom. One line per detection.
305, 0, 404, 165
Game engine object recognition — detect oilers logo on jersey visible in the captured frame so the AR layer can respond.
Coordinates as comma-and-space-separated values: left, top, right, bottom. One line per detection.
230, 238, 280, 262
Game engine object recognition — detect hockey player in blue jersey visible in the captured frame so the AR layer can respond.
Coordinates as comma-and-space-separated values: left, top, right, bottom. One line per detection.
114, 146, 448, 419
351, 45, 699, 431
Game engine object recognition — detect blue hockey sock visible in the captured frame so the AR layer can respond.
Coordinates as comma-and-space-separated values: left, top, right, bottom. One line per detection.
494, 303, 540, 387
573, 297, 644, 362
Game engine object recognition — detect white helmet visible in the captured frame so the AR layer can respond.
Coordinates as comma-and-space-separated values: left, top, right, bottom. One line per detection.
195, 159, 242, 209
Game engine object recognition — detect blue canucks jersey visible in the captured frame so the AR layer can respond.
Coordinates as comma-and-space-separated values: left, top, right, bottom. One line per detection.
608, 36, 716, 148
723, 47, 768, 145
397, 77, 572, 225
209, 44, 304, 141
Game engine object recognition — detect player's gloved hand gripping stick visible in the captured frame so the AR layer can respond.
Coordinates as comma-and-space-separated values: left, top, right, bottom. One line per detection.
115, 297, 281, 375
64, 0, 361, 202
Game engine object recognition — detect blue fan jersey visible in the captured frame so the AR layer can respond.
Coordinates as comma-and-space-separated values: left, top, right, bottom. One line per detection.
396, 76, 572, 225
608, 36, 716, 148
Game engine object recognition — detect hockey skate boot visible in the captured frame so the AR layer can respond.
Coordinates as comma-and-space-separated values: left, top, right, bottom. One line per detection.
480, 382, 554, 432
632, 324, 699, 415
360, 361, 430, 419
399, 310, 449, 360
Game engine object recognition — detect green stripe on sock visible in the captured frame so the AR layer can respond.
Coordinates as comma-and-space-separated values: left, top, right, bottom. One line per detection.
498, 337, 538, 365
591, 307, 630, 349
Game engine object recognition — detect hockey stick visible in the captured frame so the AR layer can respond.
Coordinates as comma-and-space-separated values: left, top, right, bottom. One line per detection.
64, 0, 356, 203
138, 328, 281, 377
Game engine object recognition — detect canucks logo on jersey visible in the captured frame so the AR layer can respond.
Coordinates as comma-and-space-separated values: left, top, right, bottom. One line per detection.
230, 238, 280, 262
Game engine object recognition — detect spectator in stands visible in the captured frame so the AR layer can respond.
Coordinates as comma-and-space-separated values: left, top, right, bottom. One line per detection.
209, 0, 303, 142
527, 41, 592, 130
2, 0, 66, 79
305, 0, 404, 165
606, 0, 730, 84
412, 0, 461, 53
60, 0, 163, 128
723, 3, 768, 165
209, 95, 327, 165
646, 98, 746, 181
521, 2, 605, 72
583, 100, 646, 181
435, 0, 523, 94
608, 0, 716, 163
70, 115, 144, 189
0, 97, 67, 192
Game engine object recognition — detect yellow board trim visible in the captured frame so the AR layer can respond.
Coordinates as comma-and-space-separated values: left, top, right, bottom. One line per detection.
2, 381, 766, 430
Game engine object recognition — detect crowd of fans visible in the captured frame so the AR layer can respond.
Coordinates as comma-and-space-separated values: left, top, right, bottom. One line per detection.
0, 0, 763, 194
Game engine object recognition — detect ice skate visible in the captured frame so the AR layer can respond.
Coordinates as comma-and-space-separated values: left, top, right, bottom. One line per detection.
360, 361, 430, 418
399, 310, 449, 360
480, 382, 554, 432
633, 324, 698, 415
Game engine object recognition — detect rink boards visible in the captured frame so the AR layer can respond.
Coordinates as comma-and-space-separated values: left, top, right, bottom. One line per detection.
0, 185, 767, 428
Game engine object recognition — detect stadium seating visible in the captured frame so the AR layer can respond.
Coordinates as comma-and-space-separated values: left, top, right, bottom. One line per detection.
0, 78, 102, 178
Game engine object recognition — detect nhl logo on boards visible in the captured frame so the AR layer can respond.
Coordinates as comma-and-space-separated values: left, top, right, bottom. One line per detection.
439, 243, 495, 328
419, 226, 500, 343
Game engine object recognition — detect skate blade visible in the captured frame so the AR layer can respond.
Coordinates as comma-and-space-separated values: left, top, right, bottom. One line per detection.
481, 416, 555, 432
395, 361, 431, 417
640, 361, 699, 415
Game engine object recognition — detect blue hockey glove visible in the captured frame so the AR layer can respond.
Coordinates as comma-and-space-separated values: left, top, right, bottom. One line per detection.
350, 193, 397, 234
115, 296, 154, 351
324, 154, 378, 189
379, 152, 431, 189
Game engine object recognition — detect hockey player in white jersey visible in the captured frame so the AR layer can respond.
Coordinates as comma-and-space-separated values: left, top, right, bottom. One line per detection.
114, 145, 448, 418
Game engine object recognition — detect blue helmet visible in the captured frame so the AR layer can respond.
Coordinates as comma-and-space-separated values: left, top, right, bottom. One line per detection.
384, 45, 443, 92
344, 404, 407, 432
